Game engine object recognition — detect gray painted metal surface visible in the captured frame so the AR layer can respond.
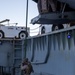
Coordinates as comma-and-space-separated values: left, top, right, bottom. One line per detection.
0, 40, 13, 67
0, 26, 75, 75
0, 39, 24, 75
31, 12, 75, 24
26, 26, 75, 75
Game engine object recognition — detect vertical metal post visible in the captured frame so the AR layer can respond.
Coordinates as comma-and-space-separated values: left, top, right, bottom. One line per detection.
24, 0, 29, 58
26, 0, 29, 33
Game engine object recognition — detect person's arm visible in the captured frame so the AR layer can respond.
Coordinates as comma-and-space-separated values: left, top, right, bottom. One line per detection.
21, 63, 28, 70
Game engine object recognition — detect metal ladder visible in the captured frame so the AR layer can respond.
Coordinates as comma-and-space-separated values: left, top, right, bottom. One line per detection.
13, 39, 23, 75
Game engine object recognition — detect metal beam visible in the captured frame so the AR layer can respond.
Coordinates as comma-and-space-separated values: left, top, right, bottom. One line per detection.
31, 12, 75, 24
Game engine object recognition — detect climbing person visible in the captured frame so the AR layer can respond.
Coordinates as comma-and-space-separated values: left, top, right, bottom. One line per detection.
21, 58, 34, 75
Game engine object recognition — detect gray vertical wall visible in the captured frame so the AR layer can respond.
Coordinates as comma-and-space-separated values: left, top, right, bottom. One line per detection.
0, 40, 23, 75
26, 26, 75, 75
0, 40, 13, 67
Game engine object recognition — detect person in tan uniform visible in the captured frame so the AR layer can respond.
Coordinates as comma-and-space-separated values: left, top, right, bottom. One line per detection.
21, 58, 34, 75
